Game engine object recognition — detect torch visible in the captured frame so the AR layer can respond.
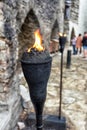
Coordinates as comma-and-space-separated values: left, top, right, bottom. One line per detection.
21, 29, 52, 130
58, 32, 66, 118
38, 33, 67, 130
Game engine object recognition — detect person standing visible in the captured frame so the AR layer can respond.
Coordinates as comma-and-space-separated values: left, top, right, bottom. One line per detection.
76, 34, 82, 55
71, 35, 77, 55
82, 32, 87, 58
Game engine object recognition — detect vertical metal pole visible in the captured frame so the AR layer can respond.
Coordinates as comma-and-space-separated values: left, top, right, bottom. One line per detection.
66, 50, 71, 68
59, 52, 63, 119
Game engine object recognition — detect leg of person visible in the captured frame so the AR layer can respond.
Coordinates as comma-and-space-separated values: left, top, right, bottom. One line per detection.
75, 46, 77, 54
83, 46, 86, 58
83, 50, 86, 58
74, 45, 77, 54
76, 48, 78, 54
85, 46, 87, 58
78, 48, 80, 55
80, 47, 82, 54
72, 45, 74, 54
73, 45, 75, 54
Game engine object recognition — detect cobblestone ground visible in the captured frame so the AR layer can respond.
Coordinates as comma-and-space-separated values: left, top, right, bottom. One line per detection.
18, 49, 87, 130
44, 51, 87, 130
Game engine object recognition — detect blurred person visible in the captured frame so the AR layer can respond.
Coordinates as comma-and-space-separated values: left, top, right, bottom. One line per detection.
82, 32, 87, 58
71, 35, 77, 55
76, 34, 82, 55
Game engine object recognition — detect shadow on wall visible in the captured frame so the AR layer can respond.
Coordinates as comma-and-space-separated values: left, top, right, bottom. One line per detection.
49, 19, 59, 53
51, 19, 59, 40
70, 27, 75, 46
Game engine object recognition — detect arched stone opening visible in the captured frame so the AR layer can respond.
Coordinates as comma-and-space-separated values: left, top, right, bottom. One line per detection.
49, 19, 59, 53
18, 9, 40, 60
51, 19, 59, 40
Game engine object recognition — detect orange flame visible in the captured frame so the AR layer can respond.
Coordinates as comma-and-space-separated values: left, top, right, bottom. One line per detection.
28, 29, 45, 52
58, 32, 67, 37
58, 32, 63, 37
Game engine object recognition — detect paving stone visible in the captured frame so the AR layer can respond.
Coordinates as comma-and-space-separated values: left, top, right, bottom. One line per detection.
0, 111, 10, 130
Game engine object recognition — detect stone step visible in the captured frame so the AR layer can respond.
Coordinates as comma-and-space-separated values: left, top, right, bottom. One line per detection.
0, 111, 11, 130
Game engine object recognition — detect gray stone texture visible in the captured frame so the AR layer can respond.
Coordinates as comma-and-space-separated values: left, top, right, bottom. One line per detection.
71, 0, 79, 23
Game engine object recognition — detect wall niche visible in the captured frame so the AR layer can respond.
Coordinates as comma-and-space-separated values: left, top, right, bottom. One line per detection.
18, 9, 40, 59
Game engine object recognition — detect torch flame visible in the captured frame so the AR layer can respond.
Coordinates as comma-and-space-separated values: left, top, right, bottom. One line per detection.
28, 29, 45, 52
58, 32, 66, 37
58, 32, 63, 37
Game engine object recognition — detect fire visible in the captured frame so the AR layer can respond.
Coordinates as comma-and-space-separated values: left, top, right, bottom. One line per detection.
58, 32, 66, 37
63, 33, 66, 37
58, 32, 63, 37
28, 29, 45, 52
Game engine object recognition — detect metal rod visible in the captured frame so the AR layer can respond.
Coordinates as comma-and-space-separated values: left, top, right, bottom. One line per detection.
59, 52, 63, 119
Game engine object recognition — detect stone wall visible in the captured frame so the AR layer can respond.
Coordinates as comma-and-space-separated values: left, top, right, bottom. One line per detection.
71, 0, 79, 23
65, 0, 87, 42
64, 0, 80, 42
78, 0, 87, 34
17, 0, 64, 49
69, 0, 87, 36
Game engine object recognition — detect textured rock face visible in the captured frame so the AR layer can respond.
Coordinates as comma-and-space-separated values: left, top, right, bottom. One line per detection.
64, 0, 80, 42
78, 0, 87, 34
64, 0, 87, 42
71, 0, 79, 23
17, 0, 63, 54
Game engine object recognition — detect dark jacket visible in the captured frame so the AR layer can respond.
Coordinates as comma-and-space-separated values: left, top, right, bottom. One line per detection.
82, 36, 87, 46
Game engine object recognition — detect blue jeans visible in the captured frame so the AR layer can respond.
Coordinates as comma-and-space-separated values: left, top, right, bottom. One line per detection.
72, 45, 76, 54
83, 46, 87, 50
